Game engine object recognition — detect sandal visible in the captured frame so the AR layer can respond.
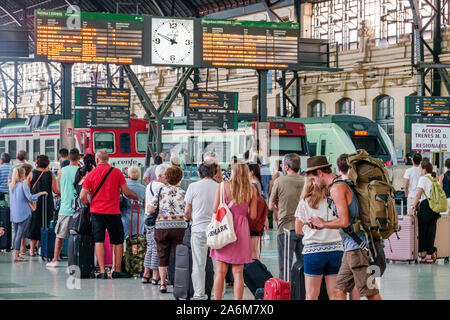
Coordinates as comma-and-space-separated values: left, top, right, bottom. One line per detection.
159, 284, 167, 293
420, 258, 434, 264
151, 278, 159, 285
141, 277, 151, 284
13, 257, 27, 262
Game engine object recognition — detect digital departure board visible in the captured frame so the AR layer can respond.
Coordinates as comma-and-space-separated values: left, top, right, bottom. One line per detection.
404, 115, 450, 134
201, 19, 299, 70
35, 10, 146, 64
0, 26, 29, 57
74, 87, 130, 128
405, 96, 450, 115
186, 91, 238, 131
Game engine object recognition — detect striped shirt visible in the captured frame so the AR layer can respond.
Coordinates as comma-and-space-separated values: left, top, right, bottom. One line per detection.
0, 163, 12, 193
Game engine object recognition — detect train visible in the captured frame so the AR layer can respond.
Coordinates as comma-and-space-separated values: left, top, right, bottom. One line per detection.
0, 114, 397, 177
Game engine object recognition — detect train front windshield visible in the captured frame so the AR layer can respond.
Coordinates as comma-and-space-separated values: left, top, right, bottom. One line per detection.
270, 135, 307, 155
350, 136, 386, 156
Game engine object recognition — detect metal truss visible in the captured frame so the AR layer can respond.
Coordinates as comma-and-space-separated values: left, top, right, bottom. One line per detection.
0, 62, 23, 118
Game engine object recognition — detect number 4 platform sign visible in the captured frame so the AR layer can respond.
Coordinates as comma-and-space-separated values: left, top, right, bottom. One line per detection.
411, 123, 450, 152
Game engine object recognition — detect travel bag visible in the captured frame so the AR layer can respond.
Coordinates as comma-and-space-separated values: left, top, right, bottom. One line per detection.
264, 228, 291, 300
434, 215, 450, 261
103, 230, 114, 268
243, 258, 273, 297
173, 223, 214, 300
68, 234, 95, 278
290, 260, 329, 300
384, 203, 418, 263
0, 193, 11, 250
41, 196, 56, 262
60, 237, 69, 258
124, 201, 147, 276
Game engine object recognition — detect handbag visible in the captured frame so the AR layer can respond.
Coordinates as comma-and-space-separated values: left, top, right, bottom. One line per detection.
69, 167, 114, 235
23, 183, 37, 212
145, 183, 162, 227
206, 182, 237, 250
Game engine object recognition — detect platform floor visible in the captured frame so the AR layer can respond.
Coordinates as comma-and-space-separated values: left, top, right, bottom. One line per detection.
0, 229, 449, 300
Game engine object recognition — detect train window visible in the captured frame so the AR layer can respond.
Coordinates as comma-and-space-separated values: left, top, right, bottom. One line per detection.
136, 132, 147, 154
120, 133, 131, 154
203, 141, 231, 163
8, 141, 17, 159
33, 139, 40, 161
308, 142, 317, 156
80, 132, 85, 154
45, 140, 55, 161
320, 140, 326, 156
351, 136, 379, 155
26, 140, 29, 155
270, 136, 305, 155
93, 132, 115, 154
0, 141, 5, 155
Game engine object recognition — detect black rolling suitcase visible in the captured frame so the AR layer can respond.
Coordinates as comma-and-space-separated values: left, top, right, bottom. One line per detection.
394, 190, 407, 215
68, 234, 95, 279
40, 196, 56, 261
173, 224, 214, 300
291, 260, 329, 300
243, 259, 273, 297
0, 193, 11, 250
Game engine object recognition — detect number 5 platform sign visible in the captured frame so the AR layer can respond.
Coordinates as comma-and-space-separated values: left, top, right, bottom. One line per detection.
74, 87, 131, 128
411, 123, 450, 152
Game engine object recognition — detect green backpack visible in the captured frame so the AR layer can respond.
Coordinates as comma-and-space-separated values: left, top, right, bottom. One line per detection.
425, 176, 448, 213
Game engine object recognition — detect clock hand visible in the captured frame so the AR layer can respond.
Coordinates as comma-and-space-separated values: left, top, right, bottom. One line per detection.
157, 33, 177, 45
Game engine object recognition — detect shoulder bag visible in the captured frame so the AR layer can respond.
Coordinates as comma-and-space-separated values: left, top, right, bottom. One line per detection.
70, 167, 114, 235
206, 182, 237, 250
144, 184, 163, 227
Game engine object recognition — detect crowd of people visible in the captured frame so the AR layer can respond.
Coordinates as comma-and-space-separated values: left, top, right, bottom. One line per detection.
0, 146, 449, 301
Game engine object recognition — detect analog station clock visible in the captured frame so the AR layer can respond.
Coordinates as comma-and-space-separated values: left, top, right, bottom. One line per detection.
151, 18, 194, 66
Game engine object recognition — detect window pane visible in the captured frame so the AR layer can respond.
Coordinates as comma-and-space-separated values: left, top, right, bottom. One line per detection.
0, 141, 5, 155
120, 133, 131, 154
45, 140, 55, 161
136, 132, 147, 154
8, 141, 17, 159
33, 139, 40, 161
94, 132, 114, 153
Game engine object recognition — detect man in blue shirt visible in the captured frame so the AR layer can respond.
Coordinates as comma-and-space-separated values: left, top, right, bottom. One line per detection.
0, 153, 12, 194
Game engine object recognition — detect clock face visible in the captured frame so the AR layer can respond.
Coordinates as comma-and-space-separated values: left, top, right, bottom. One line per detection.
151, 18, 194, 66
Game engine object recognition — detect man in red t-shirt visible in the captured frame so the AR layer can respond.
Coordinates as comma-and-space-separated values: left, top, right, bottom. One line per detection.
81, 150, 139, 279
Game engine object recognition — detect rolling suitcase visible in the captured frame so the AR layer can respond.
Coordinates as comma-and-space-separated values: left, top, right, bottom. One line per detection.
68, 234, 95, 278
124, 201, 147, 276
173, 223, 214, 300
60, 237, 69, 258
291, 261, 329, 300
243, 259, 273, 297
40, 196, 56, 262
395, 191, 407, 216
0, 193, 11, 250
434, 216, 450, 262
384, 202, 418, 263
264, 229, 291, 300
103, 230, 114, 268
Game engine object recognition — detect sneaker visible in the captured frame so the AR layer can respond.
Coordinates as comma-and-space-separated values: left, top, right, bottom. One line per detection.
112, 271, 133, 279
46, 261, 62, 268
96, 272, 108, 279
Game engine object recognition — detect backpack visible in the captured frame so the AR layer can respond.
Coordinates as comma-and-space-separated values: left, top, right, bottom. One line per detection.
344, 149, 399, 241
424, 176, 447, 213
248, 184, 268, 233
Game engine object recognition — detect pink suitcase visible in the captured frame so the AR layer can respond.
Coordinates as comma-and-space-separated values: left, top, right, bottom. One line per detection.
103, 231, 114, 268
384, 210, 419, 263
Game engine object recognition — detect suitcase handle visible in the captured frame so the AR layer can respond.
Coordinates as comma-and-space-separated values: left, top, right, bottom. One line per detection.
130, 200, 141, 238
283, 228, 290, 282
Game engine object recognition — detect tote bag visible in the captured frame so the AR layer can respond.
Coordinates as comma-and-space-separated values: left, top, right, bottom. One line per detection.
206, 182, 237, 250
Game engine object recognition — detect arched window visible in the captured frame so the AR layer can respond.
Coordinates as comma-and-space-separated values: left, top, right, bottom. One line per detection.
252, 95, 258, 114
375, 95, 394, 143
310, 100, 325, 117
338, 98, 355, 114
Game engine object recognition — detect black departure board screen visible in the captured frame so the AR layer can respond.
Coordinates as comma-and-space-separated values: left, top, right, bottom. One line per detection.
35, 10, 145, 64
0, 26, 29, 57
186, 91, 238, 130
201, 19, 299, 69
74, 87, 130, 128
405, 96, 450, 115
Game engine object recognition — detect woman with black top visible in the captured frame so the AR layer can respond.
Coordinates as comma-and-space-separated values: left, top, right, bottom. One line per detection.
439, 158, 450, 214
26, 155, 60, 256
74, 154, 96, 196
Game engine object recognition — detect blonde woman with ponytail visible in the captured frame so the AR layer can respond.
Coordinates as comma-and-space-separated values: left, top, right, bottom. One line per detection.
210, 162, 257, 300
9, 167, 47, 262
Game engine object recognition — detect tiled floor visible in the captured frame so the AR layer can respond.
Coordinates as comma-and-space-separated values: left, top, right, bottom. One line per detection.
0, 229, 449, 300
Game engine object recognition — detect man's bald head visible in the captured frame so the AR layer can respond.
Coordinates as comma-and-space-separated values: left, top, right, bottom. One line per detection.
96, 150, 109, 163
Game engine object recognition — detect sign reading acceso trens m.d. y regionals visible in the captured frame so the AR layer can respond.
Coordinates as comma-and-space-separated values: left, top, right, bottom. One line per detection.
411, 123, 450, 152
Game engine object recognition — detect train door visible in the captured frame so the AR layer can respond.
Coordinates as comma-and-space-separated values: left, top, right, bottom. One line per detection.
8, 140, 17, 160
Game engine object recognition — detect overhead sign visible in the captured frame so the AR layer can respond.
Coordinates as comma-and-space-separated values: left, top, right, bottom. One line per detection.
35, 10, 147, 64
74, 87, 130, 128
404, 115, 450, 133
405, 96, 450, 115
411, 123, 449, 152
0, 26, 29, 57
201, 19, 299, 70
186, 91, 238, 131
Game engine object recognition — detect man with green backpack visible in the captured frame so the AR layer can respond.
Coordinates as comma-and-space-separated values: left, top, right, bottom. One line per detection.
409, 158, 447, 264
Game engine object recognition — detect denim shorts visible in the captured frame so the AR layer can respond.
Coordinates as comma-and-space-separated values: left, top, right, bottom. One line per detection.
303, 250, 344, 277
